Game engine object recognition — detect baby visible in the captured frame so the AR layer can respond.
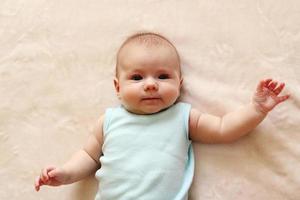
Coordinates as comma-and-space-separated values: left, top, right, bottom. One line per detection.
35, 32, 290, 200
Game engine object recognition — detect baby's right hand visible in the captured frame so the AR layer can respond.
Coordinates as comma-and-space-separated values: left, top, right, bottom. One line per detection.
34, 166, 68, 191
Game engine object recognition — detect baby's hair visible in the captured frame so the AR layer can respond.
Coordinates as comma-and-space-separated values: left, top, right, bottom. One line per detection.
119, 32, 176, 49
115, 32, 181, 76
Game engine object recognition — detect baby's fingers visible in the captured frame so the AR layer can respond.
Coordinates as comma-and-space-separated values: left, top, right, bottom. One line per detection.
257, 78, 272, 92
41, 167, 52, 182
276, 95, 290, 104
40, 168, 49, 182
43, 166, 56, 180
35, 166, 56, 191
34, 176, 47, 192
264, 78, 273, 88
273, 83, 285, 95
268, 81, 278, 91
35, 176, 44, 191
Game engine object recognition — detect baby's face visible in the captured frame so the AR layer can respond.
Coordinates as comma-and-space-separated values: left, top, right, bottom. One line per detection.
114, 43, 182, 114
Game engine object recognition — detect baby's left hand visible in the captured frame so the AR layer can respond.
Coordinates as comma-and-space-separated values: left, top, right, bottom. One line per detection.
253, 78, 290, 114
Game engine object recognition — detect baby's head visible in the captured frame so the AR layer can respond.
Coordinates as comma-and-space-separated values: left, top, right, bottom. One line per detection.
114, 32, 183, 114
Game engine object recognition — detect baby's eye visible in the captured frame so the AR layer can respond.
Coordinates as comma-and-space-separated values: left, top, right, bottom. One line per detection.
131, 74, 143, 80
158, 74, 170, 79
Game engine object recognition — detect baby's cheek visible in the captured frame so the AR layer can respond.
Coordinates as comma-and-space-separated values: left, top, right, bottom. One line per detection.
164, 87, 180, 100
122, 88, 139, 102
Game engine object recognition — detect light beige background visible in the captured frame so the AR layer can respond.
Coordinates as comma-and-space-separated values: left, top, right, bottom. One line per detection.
0, 0, 299, 199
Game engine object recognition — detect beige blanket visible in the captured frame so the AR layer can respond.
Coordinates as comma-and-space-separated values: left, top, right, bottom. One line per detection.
0, 1, 299, 199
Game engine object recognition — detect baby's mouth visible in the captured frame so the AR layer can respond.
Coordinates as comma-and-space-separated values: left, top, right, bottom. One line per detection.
141, 96, 161, 101
143, 97, 160, 100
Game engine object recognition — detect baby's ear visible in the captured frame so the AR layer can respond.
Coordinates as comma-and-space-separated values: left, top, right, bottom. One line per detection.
114, 77, 120, 99
179, 78, 183, 89
113, 78, 120, 98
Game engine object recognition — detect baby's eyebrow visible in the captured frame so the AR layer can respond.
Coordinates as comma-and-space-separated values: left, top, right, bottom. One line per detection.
126, 69, 144, 74
156, 70, 170, 74
156, 67, 176, 73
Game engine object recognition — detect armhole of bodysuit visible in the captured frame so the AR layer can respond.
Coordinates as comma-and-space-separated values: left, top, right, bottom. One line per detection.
180, 103, 191, 141
103, 108, 113, 136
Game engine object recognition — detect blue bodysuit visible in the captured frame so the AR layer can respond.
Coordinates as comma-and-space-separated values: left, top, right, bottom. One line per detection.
95, 102, 194, 200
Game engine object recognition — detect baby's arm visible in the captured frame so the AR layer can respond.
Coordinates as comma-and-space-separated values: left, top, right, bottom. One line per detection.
189, 79, 290, 143
35, 115, 104, 191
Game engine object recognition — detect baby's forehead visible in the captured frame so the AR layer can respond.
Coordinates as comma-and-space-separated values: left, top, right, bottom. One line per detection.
121, 42, 175, 58
119, 42, 179, 68
119, 33, 179, 56
120, 37, 174, 56
116, 33, 181, 76
118, 36, 179, 65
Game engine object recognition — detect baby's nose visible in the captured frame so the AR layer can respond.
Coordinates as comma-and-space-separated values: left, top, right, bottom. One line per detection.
144, 78, 158, 91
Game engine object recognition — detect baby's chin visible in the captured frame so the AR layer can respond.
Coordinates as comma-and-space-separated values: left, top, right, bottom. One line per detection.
124, 105, 171, 115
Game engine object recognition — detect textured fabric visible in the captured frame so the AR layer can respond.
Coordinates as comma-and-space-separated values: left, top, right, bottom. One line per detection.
95, 103, 194, 200
2, 1, 299, 199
